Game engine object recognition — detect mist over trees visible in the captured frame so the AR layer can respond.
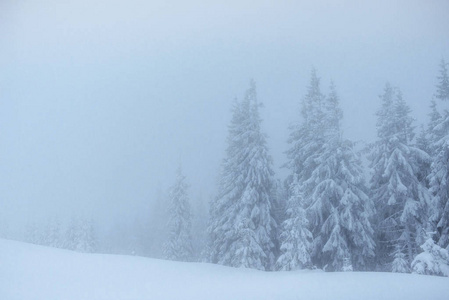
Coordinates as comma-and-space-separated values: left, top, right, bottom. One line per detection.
2, 59, 449, 276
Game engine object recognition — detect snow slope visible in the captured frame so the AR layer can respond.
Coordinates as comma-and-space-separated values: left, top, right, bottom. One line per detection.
1, 239, 448, 300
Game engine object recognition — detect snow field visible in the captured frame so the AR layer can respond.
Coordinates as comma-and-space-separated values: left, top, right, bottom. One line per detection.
1, 239, 449, 300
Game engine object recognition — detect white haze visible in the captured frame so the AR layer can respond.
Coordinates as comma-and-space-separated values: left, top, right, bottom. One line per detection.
1, 0, 448, 229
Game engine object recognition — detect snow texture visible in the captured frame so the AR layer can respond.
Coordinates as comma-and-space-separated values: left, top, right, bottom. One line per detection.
1, 239, 449, 300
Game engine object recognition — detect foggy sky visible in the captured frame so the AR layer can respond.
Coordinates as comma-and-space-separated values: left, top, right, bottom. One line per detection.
1, 0, 449, 228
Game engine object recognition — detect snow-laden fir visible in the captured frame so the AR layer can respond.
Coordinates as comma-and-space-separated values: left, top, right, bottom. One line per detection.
428, 59, 449, 251
206, 81, 277, 270
369, 84, 430, 271
163, 166, 193, 261
280, 70, 375, 271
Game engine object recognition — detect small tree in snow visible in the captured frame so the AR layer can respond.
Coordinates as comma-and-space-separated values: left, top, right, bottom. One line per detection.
64, 216, 96, 253
276, 176, 312, 270
43, 217, 62, 248
392, 249, 410, 273
163, 166, 193, 261
435, 58, 449, 102
412, 234, 449, 277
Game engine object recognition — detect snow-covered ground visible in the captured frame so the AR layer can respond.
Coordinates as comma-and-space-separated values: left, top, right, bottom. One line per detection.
1, 239, 448, 300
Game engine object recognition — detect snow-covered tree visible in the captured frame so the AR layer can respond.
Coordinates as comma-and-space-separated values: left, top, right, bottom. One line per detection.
77, 218, 96, 253
163, 166, 193, 261
207, 81, 276, 270
42, 217, 62, 248
276, 175, 312, 270
392, 249, 410, 273
24, 220, 42, 245
412, 234, 449, 277
310, 82, 375, 271
369, 84, 430, 271
435, 58, 449, 102
428, 60, 449, 250
191, 194, 208, 261
0, 218, 9, 239
427, 100, 443, 156
271, 179, 288, 259
64, 216, 96, 253
282, 72, 375, 271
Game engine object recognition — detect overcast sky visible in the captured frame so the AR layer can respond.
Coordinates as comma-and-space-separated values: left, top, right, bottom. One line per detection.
1, 0, 449, 228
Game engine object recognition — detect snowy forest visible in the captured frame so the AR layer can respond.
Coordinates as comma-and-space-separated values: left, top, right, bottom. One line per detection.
2, 59, 448, 277
3, 2, 449, 299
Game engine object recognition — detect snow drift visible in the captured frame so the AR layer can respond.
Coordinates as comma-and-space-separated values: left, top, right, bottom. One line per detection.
1, 238, 448, 300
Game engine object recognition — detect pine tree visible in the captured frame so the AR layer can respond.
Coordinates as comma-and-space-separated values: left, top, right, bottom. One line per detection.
392, 249, 410, 273
0, 218, 9, 239
207, 81, 276, 270
24, 220, 42, 245
310, 81, 375, 271
64, 216, 96, 252
76, 217, 96, 253
43, 217, 62, 248
435, 59, 449, 101
369, 84, 430, 271
427, 101, 443, 156
282, 73, 375, 271
428, 63, 449, 250
163, 166, 193, 261
271, 179, 288, 260
415, 126, 431, 188
276, 175, 312, 270
412, 234, 449, 277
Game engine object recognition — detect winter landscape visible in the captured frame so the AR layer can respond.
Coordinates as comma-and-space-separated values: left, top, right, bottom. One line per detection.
1, 1, 449, 299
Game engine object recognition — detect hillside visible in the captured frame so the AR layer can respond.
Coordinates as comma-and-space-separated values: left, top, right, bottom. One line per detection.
1, 239, 448, 300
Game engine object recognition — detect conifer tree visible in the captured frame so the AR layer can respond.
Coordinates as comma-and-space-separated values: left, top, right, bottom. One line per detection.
369, 84, 430, 271
412, 233, 449, 277
428, 60, 449, 250
24, 220, 42, 245
163, 166, 193, 261
282, 72, 375, 271
276, 175, 312, 270
64, 216, 96, 252
427, 101, 443, 155
207, 81, 276, 270
415, 126, 431, 183
43, 217, 62, 248
435, 59, 449, 102
76, 217, 96, 253
310, 81, 375, 271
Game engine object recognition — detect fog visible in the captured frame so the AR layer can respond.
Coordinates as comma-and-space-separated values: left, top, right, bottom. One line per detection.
1, 0, 448, 239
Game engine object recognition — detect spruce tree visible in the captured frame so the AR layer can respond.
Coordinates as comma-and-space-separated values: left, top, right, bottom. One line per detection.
309, 81, 375, 271
43, 217, 62, 248
276, 175, 312, 270
64, 216, 96, 252
428, 60, 449, 250
427, 100, 443, 155
436, 59, 449, 102
163, 166, 193, 261
282, 72, 375, 271
77, 218, 96, 253
412, 234, 449, 277
369, 84, 430, 271
24, 220, 42, 245
207, 81, 276, 270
